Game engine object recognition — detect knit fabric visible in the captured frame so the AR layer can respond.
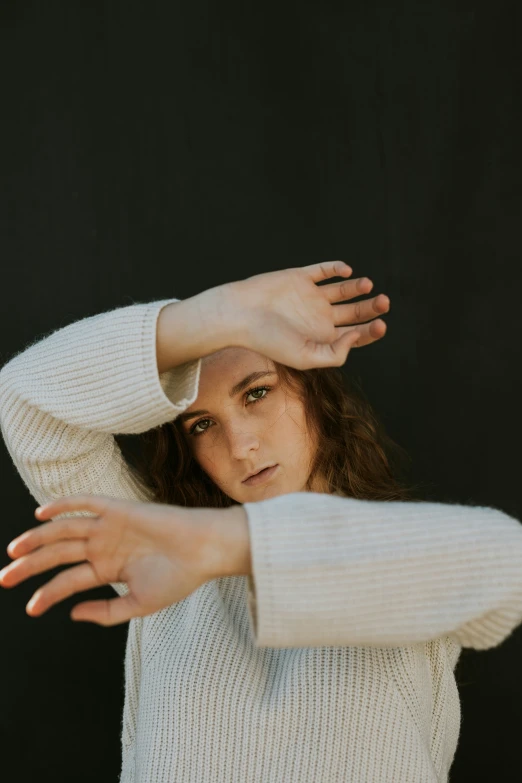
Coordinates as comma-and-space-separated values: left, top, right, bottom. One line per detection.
2, 298, 522, 783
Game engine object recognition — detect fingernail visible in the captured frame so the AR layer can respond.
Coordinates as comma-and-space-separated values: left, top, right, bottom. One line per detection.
27, 593, 42, 613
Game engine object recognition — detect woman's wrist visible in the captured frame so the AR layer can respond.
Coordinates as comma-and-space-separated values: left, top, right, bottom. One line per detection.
204, 505, 252, 579
156, 284, 248, 374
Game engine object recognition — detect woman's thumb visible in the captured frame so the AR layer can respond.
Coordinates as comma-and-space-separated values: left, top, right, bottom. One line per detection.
304, 329, 361, 368
333, 329, 361, 364
71, 592, 142, 626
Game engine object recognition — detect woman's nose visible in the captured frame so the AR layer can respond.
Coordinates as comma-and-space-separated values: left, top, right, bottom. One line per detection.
226, 424, 261, 459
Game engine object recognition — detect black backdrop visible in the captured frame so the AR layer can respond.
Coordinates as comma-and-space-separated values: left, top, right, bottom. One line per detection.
1, 2, 521, 781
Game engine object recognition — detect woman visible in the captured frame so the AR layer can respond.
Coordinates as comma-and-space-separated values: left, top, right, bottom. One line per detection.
1, 260, 521, 783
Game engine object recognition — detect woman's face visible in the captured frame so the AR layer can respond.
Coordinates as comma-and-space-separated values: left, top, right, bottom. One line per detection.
178, 347, 326, 503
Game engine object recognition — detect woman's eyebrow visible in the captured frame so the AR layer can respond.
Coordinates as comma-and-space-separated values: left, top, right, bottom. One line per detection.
229, 370, 277, 398
178, 371, 277, 423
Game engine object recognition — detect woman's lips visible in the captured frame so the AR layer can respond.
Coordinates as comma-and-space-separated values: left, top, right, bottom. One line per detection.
242, 464, 279, 487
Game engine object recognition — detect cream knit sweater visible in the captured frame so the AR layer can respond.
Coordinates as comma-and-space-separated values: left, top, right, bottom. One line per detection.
2, 298, 522, 783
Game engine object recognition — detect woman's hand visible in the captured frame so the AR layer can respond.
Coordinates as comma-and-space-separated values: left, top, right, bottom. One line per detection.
0, 495, 251, 626
224, 259, 390, 371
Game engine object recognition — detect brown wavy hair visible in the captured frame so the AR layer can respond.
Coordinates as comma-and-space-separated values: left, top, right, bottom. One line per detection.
121, 361, 428, 508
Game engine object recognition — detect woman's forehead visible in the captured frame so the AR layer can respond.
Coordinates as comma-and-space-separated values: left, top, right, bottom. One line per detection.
202, 346, 274, 373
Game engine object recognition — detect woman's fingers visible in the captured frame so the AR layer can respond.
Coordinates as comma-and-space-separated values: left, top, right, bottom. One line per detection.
25, 561, 101, 616
7, 516, 96, 558
6, 494, 116, 558
305, 259, 353, 283
322, 275, 373, 303
35, 494, 115, 520
0, 540, 88, 587
332, 293, 390, 327
320, 274, 391, 327
300, 315, 388, 368
334, 319, 387, 349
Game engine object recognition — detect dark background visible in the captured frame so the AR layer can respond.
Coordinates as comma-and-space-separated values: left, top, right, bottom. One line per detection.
1, 2, 521, 781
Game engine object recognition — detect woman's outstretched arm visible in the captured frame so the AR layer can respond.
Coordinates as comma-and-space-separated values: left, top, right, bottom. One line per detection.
243, 490, 522, 651
0, 294, 228, 593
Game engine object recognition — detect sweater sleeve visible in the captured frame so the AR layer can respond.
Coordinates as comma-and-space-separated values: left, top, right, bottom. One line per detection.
243, 491, 522, 651
0, 298, 201, 597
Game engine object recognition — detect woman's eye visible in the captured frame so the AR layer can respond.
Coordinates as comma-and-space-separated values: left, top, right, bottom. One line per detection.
191, 418, 211, 435
189, 385, 271, 437
246, 387, 268, 403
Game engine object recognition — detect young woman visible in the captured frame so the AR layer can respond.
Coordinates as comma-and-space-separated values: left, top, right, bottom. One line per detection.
1, 260, 522, 783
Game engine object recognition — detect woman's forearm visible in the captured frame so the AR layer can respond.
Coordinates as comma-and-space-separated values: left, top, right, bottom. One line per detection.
156, 284, 244, 374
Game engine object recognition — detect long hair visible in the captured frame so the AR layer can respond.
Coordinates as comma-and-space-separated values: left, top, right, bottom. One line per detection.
122, 362, 427, 508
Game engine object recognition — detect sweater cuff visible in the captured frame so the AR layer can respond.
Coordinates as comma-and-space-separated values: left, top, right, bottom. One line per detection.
126, 298, 203, 433
243, 492, 309, 648
244, 491, 346, 647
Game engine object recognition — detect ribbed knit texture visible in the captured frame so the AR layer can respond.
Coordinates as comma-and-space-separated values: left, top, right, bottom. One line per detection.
1, 298, 522, 782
